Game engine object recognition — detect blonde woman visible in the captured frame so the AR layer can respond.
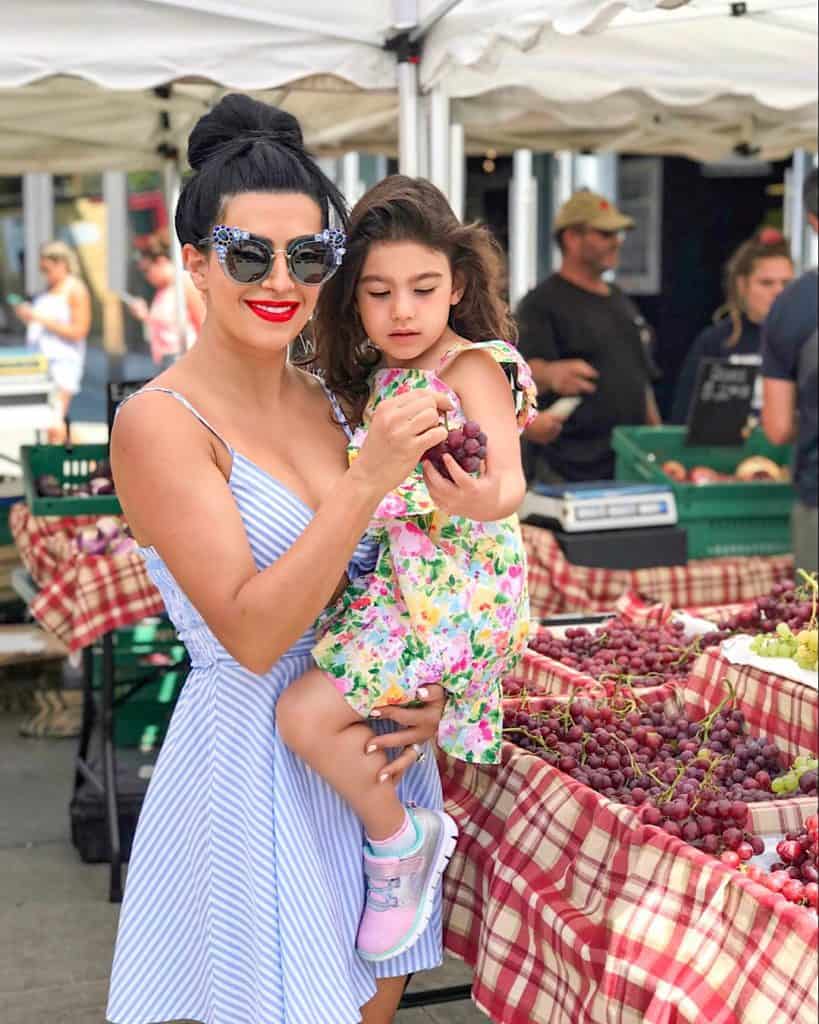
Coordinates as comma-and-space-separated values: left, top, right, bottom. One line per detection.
15, 240, 91, 442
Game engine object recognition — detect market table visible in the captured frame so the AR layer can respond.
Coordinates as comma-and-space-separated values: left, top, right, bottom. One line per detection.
10, 502, 177, 902
441, 691, 819, 1024
522, 524, 793, 618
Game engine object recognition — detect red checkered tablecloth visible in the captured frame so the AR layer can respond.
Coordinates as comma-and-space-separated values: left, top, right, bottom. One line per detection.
10, 503, 164, 651
442, 740, 818, 1024
684, 646, 818, 765
523, 525, 793, 618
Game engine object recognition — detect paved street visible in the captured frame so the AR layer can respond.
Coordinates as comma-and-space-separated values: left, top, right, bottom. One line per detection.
0, 709, 486, 1024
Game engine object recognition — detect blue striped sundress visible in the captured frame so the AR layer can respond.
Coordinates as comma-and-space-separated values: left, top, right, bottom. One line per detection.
106, 387, 445, 1024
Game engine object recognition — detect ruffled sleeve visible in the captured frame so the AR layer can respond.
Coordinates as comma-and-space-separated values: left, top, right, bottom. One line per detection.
436, 338, 537, 432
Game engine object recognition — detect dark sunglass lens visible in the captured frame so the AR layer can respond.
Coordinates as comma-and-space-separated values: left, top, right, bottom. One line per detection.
290, 242, 333, 285
226, 239, 270, 283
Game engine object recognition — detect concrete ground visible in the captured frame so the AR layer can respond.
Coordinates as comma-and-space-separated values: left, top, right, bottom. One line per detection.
0, 709, 487, 1024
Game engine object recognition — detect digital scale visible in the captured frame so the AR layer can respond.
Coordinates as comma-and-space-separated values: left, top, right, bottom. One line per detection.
522, 481, 678, 533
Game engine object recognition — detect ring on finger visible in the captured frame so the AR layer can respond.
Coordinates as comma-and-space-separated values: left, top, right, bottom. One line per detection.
411, 742, 428, 764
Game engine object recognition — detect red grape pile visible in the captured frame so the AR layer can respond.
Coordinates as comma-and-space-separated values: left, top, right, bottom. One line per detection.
505, 692, 796, 859
701, 578, 816, 649
742, 815, 819, 912
423, 420, 487, 479
529, 618, 697, 686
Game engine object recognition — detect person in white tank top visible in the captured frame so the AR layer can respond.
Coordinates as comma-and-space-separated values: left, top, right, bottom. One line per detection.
14, 240, 91, 443
125, 230, 204, 368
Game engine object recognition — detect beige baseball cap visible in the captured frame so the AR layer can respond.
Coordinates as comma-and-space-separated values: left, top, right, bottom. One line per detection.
553, 190, 634, 234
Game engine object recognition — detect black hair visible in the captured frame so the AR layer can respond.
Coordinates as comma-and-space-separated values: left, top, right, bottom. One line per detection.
804, 167, 818, 218
174, 93, 348, 247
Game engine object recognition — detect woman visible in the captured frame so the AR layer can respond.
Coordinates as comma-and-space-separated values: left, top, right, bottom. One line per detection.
671, 231, 793, 424
126, 228, 205, 368
106, 94, 451, 1024
15, 240, 91, 442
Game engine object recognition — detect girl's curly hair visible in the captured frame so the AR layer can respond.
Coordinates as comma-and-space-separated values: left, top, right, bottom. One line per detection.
308, 175, 515, 426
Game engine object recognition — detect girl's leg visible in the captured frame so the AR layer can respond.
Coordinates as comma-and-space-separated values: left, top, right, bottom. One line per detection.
360, 976, 406, 1024
276, 667, 406, 841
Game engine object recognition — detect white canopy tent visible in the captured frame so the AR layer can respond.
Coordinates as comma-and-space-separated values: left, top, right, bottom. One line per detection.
421, 0, 818, 162
5, 0, 810, 172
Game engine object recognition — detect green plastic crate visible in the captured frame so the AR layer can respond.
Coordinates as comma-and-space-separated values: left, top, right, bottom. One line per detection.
613, 426, 794, 559
21, 443, 121, 516
0, 495, 21, 546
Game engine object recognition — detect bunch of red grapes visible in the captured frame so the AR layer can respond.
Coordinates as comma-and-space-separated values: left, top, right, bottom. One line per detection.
529, 618, 697, 686
741, 815, 819, 912
423, 421, 487, 479
701, 578, 815, 648
505, 694, 794, 859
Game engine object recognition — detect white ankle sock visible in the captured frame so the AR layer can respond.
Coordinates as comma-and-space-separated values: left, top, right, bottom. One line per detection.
367, 810, 417, 858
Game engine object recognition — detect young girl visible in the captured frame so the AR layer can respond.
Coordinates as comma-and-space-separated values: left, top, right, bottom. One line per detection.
276, 175, 537, 963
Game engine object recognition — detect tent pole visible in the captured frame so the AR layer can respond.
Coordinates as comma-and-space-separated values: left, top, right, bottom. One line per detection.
162, 160, 188, 359
428, 85, 449, 196
509, 150, 536, 309
788, 149, 809, 272
23, 173, 54, 296
398, 58, 419, 176
449, 122, 465, 221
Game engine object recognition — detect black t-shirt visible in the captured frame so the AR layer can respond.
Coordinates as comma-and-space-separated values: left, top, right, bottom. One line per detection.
670, 315, 762, 425
517, 274, 655, 481
762, 269, 818, 506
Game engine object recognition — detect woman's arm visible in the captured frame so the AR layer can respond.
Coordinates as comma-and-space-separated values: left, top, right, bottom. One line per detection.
30, 282, 92, 342
423, 349, 526, 521
112, 389, 448, 675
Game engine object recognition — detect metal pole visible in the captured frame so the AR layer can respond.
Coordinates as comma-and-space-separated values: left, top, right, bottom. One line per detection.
162, 161, 188, 357
788, 149, 809, 272
103, 172, 129, 295
428, 85, 450, 196
449, 122, 465, 221
509, 150, 536, 309
341, 152, 364, 207
398, 59, 419, 177
23, 173, 54, 296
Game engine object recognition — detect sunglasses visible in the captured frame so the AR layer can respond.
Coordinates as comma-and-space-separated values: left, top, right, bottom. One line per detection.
199, 225, 346, 286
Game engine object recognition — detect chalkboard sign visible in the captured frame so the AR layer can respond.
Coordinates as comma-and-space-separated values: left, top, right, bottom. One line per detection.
685, 357, 758, 446
106, 378, 151, 434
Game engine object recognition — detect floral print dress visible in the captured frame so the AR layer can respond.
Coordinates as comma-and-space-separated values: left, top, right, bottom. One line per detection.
313, 339, 537, 764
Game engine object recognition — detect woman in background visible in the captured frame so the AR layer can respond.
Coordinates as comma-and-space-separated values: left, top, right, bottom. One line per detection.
125, 228, 204, 369
15, 240, 91, 442
671, 231, 794, 424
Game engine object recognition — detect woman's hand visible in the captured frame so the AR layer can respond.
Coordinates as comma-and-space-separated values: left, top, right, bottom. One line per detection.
126, 297, 149, 322
364, 684, 445, 786
13, 302, 34, 324
350, 391, 450, 499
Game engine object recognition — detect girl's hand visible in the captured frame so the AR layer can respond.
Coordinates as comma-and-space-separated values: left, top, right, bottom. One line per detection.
14, 302, 34, 324
350, 390, 450, 499
364, 684, 445, 786
422, 451, 501, 520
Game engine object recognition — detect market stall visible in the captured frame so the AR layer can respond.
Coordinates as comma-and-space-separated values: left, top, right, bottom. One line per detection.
438, 566, 819, 1022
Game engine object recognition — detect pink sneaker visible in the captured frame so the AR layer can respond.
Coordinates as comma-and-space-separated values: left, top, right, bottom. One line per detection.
356, 807, 458, 962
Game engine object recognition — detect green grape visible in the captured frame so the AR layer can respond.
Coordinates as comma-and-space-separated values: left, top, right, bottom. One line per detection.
771, 777, 784, 794
782, 772, 799, 793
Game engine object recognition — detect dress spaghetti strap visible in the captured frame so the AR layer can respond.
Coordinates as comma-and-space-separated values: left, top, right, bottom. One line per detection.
317, 378, 354, 441
116, 386, 233, 453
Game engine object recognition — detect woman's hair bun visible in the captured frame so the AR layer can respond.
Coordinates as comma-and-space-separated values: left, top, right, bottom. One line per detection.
187, 93, 304, 171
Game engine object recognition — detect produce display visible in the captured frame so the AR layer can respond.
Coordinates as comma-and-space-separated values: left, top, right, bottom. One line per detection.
422, 420, 487, 478
528, 618, 698, 687
505, 689, 818, 864
771, 755, 819, 797
660, 455, 787, 484
701, 574, 817, 651
36, 458, 115, 499
74, 516, 136, 557
731, 816, 819, 913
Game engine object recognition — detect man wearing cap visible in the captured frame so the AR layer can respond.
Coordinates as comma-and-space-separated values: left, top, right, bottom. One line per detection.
517, 189, 661, 483
761, 167, 818, 573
